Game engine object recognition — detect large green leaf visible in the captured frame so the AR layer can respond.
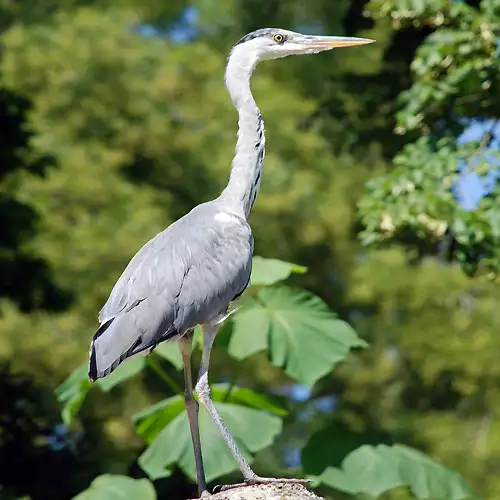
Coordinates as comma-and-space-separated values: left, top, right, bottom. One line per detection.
154, 342, 184, 370
211, 384, 288, 417
55, 357, 147, 423
96, 357, 146, 392
134, 394, 186, 444
134, 385, 287, 444
251, 256, 307, 286
229, 286, 366, 387
315, 444, 479, 499
137, 392, 283, 482
72, 475, 156, 500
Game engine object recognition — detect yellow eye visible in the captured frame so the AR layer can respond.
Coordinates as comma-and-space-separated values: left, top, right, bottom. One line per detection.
273, 33, 285, 43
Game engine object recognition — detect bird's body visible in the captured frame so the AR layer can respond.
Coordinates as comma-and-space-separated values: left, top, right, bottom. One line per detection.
90, 200, 253, 380
89, 27, 374, 497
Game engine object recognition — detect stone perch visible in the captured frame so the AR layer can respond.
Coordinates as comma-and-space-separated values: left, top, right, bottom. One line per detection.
190, 484, 324, 500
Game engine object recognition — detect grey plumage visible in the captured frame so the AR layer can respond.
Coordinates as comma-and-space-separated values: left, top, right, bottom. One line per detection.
88, 28, 373, 496
90, 202, 252, 380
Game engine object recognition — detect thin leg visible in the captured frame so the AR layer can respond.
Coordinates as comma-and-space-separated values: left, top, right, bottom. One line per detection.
195, 324, 309, 493
180, 333, 209, 498
195, 324, 255, 479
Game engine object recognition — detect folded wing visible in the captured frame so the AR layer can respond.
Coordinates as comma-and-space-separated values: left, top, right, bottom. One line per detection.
89, 205, 253, 381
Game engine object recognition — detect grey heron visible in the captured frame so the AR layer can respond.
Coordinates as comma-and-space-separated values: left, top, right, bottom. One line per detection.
89, 28, 374, 497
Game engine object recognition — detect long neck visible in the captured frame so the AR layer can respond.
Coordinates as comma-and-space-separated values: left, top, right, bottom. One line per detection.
219, 46, 265, 219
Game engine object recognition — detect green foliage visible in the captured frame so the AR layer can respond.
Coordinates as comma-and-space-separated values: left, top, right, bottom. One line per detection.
0, 88, 67, 312
97, 358, 147, 392
72, 475, 156, 500
133, 395, 186, 444
134, 384, 288, 446
53, 258, 479, 498
154, 343, 184, 371
360, 0, 500, 277
315, 445, 478, 499
210, 384, 289, 417
138, 394, 282, 481
55, 358, 147, 424
250, 256, 307, 286
302, 423, 386, 475
228, 286, 366, 387
56, 258, 368, 483
359, 136, 500, 276
0, 1, 496, 498
54, 362, 91, 425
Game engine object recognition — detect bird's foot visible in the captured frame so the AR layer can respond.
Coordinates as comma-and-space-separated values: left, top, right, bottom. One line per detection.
214, 475, 311, 493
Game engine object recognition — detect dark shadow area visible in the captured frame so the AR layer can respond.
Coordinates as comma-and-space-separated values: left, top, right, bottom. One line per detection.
0, 88, 72, 312
0, 364, 81, 500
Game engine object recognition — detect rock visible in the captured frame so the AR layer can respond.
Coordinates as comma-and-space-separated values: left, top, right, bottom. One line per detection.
190, 483, 324, 500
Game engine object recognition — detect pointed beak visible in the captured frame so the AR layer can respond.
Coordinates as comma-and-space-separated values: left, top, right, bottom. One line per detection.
303, 35, 375, 50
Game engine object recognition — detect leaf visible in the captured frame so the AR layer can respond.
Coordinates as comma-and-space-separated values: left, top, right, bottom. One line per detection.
96, 357, 146, 392
315, 444, 479, 499
134, 385, 287, 445
54, 362, 91, 425
139, 400, 282, 482
133, 395, 186, 444
251, 256, 307, 286
211, 384, 289, 417
154, 342, 184, 370
229, 286, 367, 387
55, 357, 147, 424
72, 474, 156, 500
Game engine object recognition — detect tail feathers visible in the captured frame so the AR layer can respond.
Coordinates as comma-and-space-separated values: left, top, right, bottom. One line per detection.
89, 318, 115, 382
89, 338, 141, 382
88, 316, 180, 382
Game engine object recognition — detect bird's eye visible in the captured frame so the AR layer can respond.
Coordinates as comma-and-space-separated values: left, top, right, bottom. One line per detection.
273, 34, 285, 43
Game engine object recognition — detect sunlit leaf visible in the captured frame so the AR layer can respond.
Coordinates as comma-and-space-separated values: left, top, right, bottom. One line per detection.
251, 256, 307, 286
138, 400, 282, 482
211, 384, 288, 417
134, 385, 287, 445
315, 444, 479, 499
229, 286, 367, 386
72, 474, 156, 500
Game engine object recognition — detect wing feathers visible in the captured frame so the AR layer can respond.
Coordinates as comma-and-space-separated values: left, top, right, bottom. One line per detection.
89, 204, 253, 382
89, 296, 179, 381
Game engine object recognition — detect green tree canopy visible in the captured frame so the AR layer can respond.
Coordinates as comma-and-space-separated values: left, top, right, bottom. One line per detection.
0, 1, 498, 499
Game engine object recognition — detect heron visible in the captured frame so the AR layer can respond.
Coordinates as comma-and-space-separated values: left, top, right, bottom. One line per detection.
89, 28, 374, 497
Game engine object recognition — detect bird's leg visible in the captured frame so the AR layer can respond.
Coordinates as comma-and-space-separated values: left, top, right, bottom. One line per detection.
195, 324, 256, 479
180, 333, 209, 498
195, 324, 309, 493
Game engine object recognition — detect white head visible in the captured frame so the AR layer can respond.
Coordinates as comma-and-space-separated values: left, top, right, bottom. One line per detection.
231, 28, 374, 63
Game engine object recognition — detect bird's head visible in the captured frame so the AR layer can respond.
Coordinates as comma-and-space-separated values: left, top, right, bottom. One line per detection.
233, 28, 374, 62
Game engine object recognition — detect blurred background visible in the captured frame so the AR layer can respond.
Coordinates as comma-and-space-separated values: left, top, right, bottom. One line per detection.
1, 0, 499, 499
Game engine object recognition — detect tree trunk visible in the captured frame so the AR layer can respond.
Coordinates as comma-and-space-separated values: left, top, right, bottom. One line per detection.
191, 484, 324, 500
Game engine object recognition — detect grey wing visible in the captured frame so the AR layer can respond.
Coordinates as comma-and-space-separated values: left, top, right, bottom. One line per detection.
97, 224, 183, 325
89, 207, 253, 381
